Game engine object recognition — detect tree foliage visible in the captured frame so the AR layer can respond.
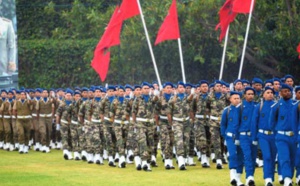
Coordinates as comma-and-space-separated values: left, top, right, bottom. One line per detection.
17, 0, 300, 88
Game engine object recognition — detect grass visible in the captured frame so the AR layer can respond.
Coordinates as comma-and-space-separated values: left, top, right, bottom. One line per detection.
0, 149, 288, 186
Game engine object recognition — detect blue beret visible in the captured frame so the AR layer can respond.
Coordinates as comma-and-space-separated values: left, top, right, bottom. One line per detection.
163, 82, 174, 88
195, 84, 200, 88
19, 90, 25, 94
149, 84, 154, 89
1, 89, 7, 94
101, 88, 106, 93
16, 90, 21, 94
242, 79, 250, 84
244, 87, 255, 94
273, 78, 281, 83
234, 79, 242, 85
65, 89, 74, 95
225, 83, 230, 88
265, 79, 273, 85
125, 84, 133, 90
8, 90, 14, 94
141, 82, 150, 88
185, 83, 193, 88
177, 81, 186, 88
74, 86, 81, 91
81, 87, 89, 92
230, 91, 241, 97
118, 86, 125, 91
252, 78, 263, 85
264, 86, 275, 94
28, 89, 34, 93
199, 80, 209, 86
214, 80, 222, 85
107, 85, 116, 91
93, 86, 101, 92
295, 86, 300, 93
49, 88, 55, 91
134, 85, 141, 90
284, 74, 294, 81
280, 83, 293, 92
209, 83, 215, 88
35, 88, 43, 93
152, 81, 158, 85
74, 91, 81, 95
56, 88, 63, 92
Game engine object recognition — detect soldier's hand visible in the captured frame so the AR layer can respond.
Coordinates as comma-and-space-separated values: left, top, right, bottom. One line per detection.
224, 140, 227, 146
82, 126, 85, 132
191, 88, 195, 95
234, 140, 240, 146
56, 124, 60, 131
154, 90, 160, 96
252, 141, 258, 146
8, 62, 16, 72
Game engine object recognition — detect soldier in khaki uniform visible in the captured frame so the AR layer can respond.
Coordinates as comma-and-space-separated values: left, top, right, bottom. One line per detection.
13, 90, 33, 154
32, 89, 42, 151
0, 89, 6, 149
167, 81, 194, 171
36, 89, 55, 153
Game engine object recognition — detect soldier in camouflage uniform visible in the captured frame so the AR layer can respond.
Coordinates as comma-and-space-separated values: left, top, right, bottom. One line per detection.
0, 90, 6, 149
36, 89, 55, 153
85, 87, 104, 164
273, 78, 281, 101
167, 81, 194, 171
252, 78, 264, 103
110, 86, 131, 168
56, 90, 73, 160
155, 82, 175, 170
53, 88, 65, 150
192, 80, 211, 167
100, 85, 117, 167
132, 82, 159, 171
13, 90, 33, 154
207, 80, 227, 169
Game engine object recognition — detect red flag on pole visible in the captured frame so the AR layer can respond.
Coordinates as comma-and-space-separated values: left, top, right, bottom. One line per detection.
154, 0, 180, 45
297, 43, 300, 59
215, 0, 237, 42
232, 0, 255, 13
91, 6, 123, 82
120, 0, 140, 20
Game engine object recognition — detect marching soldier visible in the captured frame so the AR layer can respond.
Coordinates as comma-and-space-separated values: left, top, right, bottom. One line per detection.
0, 90, 6, 149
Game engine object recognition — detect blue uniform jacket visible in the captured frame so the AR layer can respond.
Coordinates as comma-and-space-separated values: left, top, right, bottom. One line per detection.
239, 100, 255, 134
220, 104, 240, 139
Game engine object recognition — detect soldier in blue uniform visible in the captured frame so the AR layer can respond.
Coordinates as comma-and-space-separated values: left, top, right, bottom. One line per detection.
220, 91, 243, 186
269, 84, 298, 186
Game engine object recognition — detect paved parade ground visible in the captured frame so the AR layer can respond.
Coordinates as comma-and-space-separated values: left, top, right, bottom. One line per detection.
0, 149, 288, 186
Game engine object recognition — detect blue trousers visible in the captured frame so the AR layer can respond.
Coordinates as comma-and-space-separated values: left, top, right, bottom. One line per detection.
275, 134, 297, 179
295, 142, 300, 178
258, 134, 277, 180
226, 136, 243, 173
240, 135, 257, 178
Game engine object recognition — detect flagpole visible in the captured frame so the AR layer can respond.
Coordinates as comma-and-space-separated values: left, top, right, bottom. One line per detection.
137, 0, 162, 88
177, 38, 186, 83
237, 0, 255, 79
219, 25, 230, 80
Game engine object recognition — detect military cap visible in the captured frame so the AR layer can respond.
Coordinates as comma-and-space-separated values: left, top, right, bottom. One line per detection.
280, 83, 293, 92
230, 91, 241, 97
134, 85, 141, 90
295, 86, 300, 93
284, 74, 294, 81
125, 84, 133, 90
163, 82, 173, 88
177, 81, 186, 88
264, 86, 275, 94
234, 79, 242, 85
244, 87, 256, 94
107, 85, 116, 91
199, 80, 209, 86
252, 78, 263, 85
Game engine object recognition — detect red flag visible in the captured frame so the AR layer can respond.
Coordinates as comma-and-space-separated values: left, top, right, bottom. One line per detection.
232, 0, 255, 13
91, 6, 123, 82
91, 50, 111, 82
215, 0, 237, 42
154, 0, 180, 45
120, 0, 140, 20
297, 43, 300, 59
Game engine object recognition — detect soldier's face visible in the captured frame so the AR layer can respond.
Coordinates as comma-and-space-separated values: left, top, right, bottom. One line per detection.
265, 83, 273, 88
296, 91, 300, 100
164, 85, 172, 94
263, 90, 274, 101
125, 88, 131, 96
94, 90, 101, 97
107, 89, 114, 97
243, 83, 249, 88
81, 91, 88, 98
230, 94, 241, 106
153, 84, 159, 90
177, 85, 185, 94
285, 78, 294, 87
58, 91, 64, 97
200, 84, 208, 93
273, 81, 280, 91
65, 93, 72, 101
186, 87, 191, 94
42, 90, 48, 98
134, 88, 141, 96
20, 93, 26, 100
89, 91, 94, 98
244, 90, 254, 102
142, 86, 150, 95
74, 94, 81, 101
222, 85, 227, 93
7, 93, 13, 99
214, 84, 222, 93
234, 82, 243, 91
1, 92, 7, 98
253, 83, 262, 91
280, 89, 292, 100
118, 89, 125, 97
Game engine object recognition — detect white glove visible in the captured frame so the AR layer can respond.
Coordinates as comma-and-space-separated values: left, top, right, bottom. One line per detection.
252, 141, 258, 146
129, 91, 134, 99
82, 126, 85, 132
224, 140, 227, 146
51, 91, 56, 98
56, 124, 60, 131
171, 126, 174, 131
134, 128, 137, 133
157, 126, 160, 132
154, 90, 160, 96
191, 88, 195, 95
173, 91, 177, 96
234, 140, 240, 146
26, 93, 31, 100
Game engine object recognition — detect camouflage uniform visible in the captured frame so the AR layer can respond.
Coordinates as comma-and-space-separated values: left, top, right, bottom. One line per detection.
207, 93, 227, 160
78, 99, 91, 155
155, 95, 174, 160
110, 97, 131, 157
132, 95, 158, 162
56, 100, 72, 151
69, 100, 81, 153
